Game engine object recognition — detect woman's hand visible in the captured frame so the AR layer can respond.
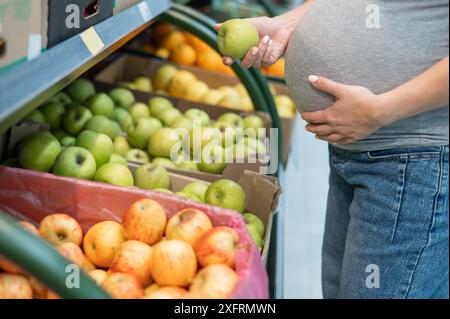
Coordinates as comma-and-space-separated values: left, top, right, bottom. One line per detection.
301, 76, 390, 145
214, 16, 292, 69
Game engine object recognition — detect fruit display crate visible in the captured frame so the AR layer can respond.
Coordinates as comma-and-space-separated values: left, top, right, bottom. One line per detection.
0, 3, 286, 299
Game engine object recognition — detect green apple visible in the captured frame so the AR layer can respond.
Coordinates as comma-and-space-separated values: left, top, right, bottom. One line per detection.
157, 108, 182, 127
24, 109, 46, 124
148, 97, 174, 118
154, 189, 173, 194
40, 102, 65, 130
176, 161, 199, 171
134, 163, 170, 190
126, 149, 150, 164
243, 115, 264, 130
83, 115, 115, 139
212, 122, 238, 147
148, 128, 182, 158
205, 179, 246, 213
129, 102, 150, 122
53, 130, 70, 142
218, 19, 260, 60
153, 65, 178, 91
61, 136, 76, 148
109, 153, 127, 165
170, 116, 193, 131
110, 121, 122, 139
199, 144, 227, 174
62, 106, 93, 136
133, 76, 153, 92
243, 212, 264, 237
175, 192, 201, 202
65, 78, 96, 102
236, 137, 266, 155
76, 130, 113, 168
217, 112, 245, 129
152, 157, 176, 169
52, 146, 97, 180
111, 108, 133, 131
127, 117, 162, 149
1, 158, 19, 167
182, 182, 209, 202
109, 88, 135, 108
19, 132, 61, 172
246, 224, 263, 247
86, 93, 115, 117
50, 91, 72, 106
185, 109, 210, 127
94, 163, 134, 187
113, 136, 131, 156
190, 127, 222, 152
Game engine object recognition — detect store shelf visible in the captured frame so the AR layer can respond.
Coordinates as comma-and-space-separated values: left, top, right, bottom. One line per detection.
0, 0, 171, 134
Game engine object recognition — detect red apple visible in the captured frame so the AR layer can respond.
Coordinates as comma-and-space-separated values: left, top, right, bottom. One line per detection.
123, 199, 167, 245
150, 240, 197, 287
18, 221, 40, 236
88, 269, 108, 286
102, 272, 144, 299
143, 286, 187, 299
57, 242, 96, 272
0, 273, 33, 299
189, 264, 238, 299
109, 240, 153, 286
194, 226, 240, 268
28, 276, 47, 299
165, 208, 213, 247
39, 214, 83, 246
83, 221, 126, 268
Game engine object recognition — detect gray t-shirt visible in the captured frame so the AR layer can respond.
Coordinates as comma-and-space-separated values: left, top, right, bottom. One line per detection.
285, 0, 449, 151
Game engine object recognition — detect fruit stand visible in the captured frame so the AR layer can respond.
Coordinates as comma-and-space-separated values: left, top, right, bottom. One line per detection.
0, 0, 288, 299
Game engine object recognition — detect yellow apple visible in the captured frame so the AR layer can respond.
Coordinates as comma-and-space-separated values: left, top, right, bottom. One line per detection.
57, 242, 96, 272
88, 269, 108, 286
0, 273, 33, 299
39, 214, 83, 246
194, 226, 240, 268
165, 208, 213, 247
83, 221, 126, 268
102, 272, 144, 299
189, 264, 238, 299
184, 81, 210, 102
109, 240, 153, 286
28, 276, 47, 299
122, 199, 167, 245
168, 70, 197, 98
201, 89, 224, 105
150, 240, 197, 287
144, 283, 160, 295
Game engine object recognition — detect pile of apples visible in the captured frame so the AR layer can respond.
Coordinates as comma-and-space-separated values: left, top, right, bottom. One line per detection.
0, 198, 248, 299
121, 63, 297, 118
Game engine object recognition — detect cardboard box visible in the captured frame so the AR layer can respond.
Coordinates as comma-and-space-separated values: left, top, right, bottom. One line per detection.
95, 54, 296, 164
0, 0, 46, 71
46, 0, 114, 48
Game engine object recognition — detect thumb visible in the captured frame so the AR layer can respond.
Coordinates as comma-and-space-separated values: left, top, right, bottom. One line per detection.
309, 75, 345, 98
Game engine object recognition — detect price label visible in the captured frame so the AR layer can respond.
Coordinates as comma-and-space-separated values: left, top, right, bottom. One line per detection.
138, 1, 152, 22
80, 27, 104, 56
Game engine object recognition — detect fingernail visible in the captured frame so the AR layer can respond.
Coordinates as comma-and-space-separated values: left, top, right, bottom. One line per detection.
252, 48, 259, 56
225, 57, 233, 65
309, 75, 319, 82
263, 36, 270, 44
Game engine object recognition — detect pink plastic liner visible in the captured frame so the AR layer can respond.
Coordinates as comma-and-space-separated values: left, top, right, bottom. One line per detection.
0, 167, 269, 299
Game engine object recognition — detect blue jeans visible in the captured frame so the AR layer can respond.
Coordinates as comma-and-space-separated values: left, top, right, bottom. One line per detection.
323, 145, 449, 299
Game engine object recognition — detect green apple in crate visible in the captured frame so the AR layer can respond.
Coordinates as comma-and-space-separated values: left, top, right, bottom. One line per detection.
217, 113, 245, 129
94, 163, 134, 187
148, 128, 182, 158
61, 136, 76, 148
40, 102, 65, 130
205, 179, 246, 214
109, 153, 127, 165
113, 136, 131, 156
175, 192, 201, 202
52, 146, 97, 180
152, 157, 176, 169
176, 160, 199, 171
83, 115, 115, 139
246, 224, 263, 248
48, 91, 72, 106
185, 109, 210, 127
126, 149, 150, 164
110, 121, 122, 139
199, 144, 227, 174
109, 88, 135, 108
157, 108, 182, 127
182, 182, 209, 203
129, 102, 150, 122
170, 116, 193, 131
23, 109, 46, 124
154, 189, 173, 194
65, 78, 96, 103
153, 65, 178, 91
133, 76, 153, 92
111, 108, 133, 131
148, 97, 174, 118
19, 132, 61, 172
86, 93, 115, 117
243, 213, 264, 237
62, 106, 92, 136
134, 163, 170, 190
218, 19, 260, 60
76, 130, 113, 168
127, 118, 162, 149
